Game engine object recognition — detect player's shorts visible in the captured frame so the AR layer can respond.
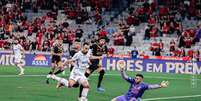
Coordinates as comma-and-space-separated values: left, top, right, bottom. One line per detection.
14, 55, 23, 64
51, 55, 62, 64
115, 95, 140, 101
69, 72, 87, 84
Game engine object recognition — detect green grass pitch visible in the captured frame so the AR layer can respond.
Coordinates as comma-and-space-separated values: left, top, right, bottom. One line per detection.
0, 66, 201, 101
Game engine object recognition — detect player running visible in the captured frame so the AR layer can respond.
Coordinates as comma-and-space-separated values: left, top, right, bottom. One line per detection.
12, 39, 25, 75
111, 64, 169, 101
46, 39, 64, 84
79, 37, 108, 95
48, 42, 101, 101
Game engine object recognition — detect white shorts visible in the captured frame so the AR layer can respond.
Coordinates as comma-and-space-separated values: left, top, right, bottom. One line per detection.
14, 56, 23, 64
69, 72, 87, 84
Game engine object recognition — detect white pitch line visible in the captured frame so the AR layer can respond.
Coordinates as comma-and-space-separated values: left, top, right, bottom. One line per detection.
0, 74, 200, 81
143, 95, 201, 101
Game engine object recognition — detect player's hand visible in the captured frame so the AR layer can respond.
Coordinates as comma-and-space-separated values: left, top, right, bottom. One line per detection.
160, 81, 169, 88
118, 60, 125, 72
98, 56, 102, 60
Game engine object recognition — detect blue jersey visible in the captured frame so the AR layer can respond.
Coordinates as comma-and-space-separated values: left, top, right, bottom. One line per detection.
125, 77, 149, 100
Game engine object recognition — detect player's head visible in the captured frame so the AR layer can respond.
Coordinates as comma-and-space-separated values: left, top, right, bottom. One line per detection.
82, 42, 90, 54
135, 74, 144, 84
99, 37, 106, 46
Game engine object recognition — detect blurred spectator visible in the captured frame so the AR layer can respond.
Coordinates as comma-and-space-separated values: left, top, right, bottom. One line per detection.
194, 49, 200, 61
75, 26, 84, 39
169, 39, 176, 52
129, 25, 136, 36
131, 46, 138, 58
159, 39, 164, 50
150, 38, 158, 51
153, 46, 162, 56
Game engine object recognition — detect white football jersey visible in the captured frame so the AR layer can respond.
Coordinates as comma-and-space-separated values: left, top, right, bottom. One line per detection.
13, 44, 23, 57
71, 51, 90, 76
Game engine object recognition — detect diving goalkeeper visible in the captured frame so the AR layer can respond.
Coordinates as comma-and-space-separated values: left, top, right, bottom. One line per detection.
112, 63, 169, 101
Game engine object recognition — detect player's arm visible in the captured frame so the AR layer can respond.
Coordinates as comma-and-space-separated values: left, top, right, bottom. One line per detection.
147, 81, 169, 90
63, 59, 75, 65
89, 55, 102, 60
20, 45, 25, 56
119, 65, 134, 83
120, 69, 129, 80
63, 53, 78, 65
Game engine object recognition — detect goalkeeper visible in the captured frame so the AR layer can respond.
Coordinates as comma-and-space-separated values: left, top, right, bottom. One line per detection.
112, 64, 169, 101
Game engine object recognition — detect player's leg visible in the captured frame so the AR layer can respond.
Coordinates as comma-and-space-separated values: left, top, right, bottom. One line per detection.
96, 66, 105, 92
54, 61, 64, 75
79, 78, 90, 101
49, 63, 56, 74
16, 63, 24, 75
78, 69, 93, 98
15, 58, 24, 75
46, 62, 56, 84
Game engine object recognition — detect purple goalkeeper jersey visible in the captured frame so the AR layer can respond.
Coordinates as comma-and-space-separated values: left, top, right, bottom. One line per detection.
124, 77, 149, 100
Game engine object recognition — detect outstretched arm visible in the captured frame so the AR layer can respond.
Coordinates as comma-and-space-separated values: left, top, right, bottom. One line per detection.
119, 66, 135, 83
120, 69, 129, 80
148, 81, 169, 90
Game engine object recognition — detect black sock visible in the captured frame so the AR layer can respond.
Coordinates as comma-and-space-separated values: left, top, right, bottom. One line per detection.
54, 70, 63, 75
70, 66, 73, 72
79, 85, 84, 98
79, 72, 90, 97
48, 71, 53, 74
97, 70, 105, 88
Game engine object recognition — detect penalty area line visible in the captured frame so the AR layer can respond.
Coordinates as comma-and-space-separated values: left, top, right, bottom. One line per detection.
143, 95, 201, 101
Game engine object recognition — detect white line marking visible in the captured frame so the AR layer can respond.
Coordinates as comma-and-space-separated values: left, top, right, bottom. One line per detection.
143, 95, 201, 101
0, 74, 200, 81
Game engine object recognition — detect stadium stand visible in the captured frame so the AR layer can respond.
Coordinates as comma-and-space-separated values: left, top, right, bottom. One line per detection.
0, 0, 200, 60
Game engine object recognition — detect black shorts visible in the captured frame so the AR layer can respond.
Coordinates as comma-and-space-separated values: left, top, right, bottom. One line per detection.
51, 55, 61, 64
88, 59, 100, 72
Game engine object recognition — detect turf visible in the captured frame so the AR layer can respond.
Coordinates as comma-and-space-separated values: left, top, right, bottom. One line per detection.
0, 66, 201, 101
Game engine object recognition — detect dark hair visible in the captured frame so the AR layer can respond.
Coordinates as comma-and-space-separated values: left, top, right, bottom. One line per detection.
136, 74, 144, 78
83, 42, 89, 46
75, 39, 81, 42
99, 37, 106, 41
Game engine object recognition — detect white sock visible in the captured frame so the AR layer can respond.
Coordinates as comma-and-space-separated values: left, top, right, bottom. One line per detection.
51, 75, 68, 87
17, 64, 24, 74
51, 75, 61, 81
81, 88, 89, 98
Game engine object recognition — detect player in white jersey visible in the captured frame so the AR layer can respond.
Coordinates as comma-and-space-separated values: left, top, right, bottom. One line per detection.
48, 42, 101, 101
12, 40, 25, 75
